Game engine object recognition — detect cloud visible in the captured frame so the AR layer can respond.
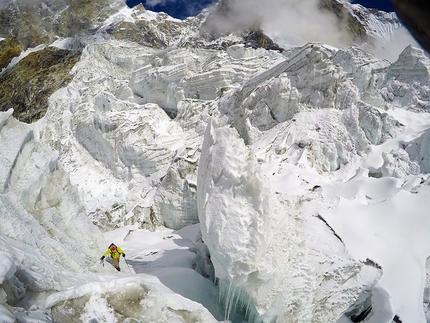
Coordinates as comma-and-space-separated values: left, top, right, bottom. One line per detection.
204, 0, 421, 60
0, 0, 12, 9
145, 0, 170, 6
372, 26, 422, 62
204, 0, 351, 48
258, 0, 350, 47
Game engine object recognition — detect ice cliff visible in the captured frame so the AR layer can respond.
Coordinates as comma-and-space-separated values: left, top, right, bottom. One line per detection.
0, 0, 430, 322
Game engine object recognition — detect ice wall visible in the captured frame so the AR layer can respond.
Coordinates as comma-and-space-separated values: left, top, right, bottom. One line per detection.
197, 119, 382, 322
1, 5, 430, 320
37, 40, 288, 231
0, 111, 105, 275
0, 110, 109, 320
196, 43, 430, 322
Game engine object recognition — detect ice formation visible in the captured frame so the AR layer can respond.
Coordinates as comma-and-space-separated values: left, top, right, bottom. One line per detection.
1, 0, 430, 322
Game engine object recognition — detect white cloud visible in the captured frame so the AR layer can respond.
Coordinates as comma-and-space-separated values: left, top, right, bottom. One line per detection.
207, 0, 350, 48
145, 0, 168, 6
372, 26, 421, 62
0, 0, 12, 9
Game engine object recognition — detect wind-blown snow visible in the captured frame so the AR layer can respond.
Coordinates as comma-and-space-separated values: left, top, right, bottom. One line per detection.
2, 2, 430, 323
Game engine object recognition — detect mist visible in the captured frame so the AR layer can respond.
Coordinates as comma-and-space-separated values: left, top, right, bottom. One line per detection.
255, 0, 350, 48
205, 0, 351, 48
145, 0, 170, 6
372, 26, 422, 62
205, 0, 426, 63
0, 0, 12, 9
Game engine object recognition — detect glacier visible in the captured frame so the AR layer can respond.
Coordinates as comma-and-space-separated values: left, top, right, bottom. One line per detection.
1, 0, 430, 322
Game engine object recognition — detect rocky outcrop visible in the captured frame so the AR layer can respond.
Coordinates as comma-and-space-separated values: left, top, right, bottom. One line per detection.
319, 0, 366, 44
243, 30, 284, 52
0, 38, 23, 70
0, 47, 80, 123
0, 0, 121, 48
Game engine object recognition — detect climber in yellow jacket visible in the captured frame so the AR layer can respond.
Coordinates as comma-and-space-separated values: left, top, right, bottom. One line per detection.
100, 243, 126, 271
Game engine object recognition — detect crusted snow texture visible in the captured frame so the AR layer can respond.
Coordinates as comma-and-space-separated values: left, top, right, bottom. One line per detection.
1, 1, 430, 322
4, 38, 430, 321
197, 119, 382, 322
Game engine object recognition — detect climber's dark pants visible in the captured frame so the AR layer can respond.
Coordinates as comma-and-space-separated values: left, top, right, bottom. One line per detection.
112, 257, 120, 270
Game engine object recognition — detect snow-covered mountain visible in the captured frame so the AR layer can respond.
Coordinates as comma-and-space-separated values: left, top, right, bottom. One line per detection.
0, 0, 428, 322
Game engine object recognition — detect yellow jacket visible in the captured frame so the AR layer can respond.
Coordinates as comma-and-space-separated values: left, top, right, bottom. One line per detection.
103, 245, 125, 260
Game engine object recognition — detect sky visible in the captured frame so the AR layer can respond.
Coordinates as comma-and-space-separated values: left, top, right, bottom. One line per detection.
352, 0, 394, 12
126, 0, 216, 19
126, 0, 395, 19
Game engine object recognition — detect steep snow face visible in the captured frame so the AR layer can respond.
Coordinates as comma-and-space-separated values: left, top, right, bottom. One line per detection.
42, 41, 194, 230
197, 120, 382, 322
347, 4, 400, 43
196, 43, 430, 322
0, 112, 105, 272
219, 44, 407, 178
0, 109, 108, 307
130, 45, 282, 113
40, 41, 285, 232
342, 3, 417, 62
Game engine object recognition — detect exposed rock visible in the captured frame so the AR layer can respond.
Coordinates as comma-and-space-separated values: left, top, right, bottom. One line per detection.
243, 30, 284, 52
52, 0, 121, 39
0, 0, 121, 48
0, 47, 80, 123
0, 2, 51, 48
319, 0, 366, 45
0, 38, 23, 70
109, 20, 167, 48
